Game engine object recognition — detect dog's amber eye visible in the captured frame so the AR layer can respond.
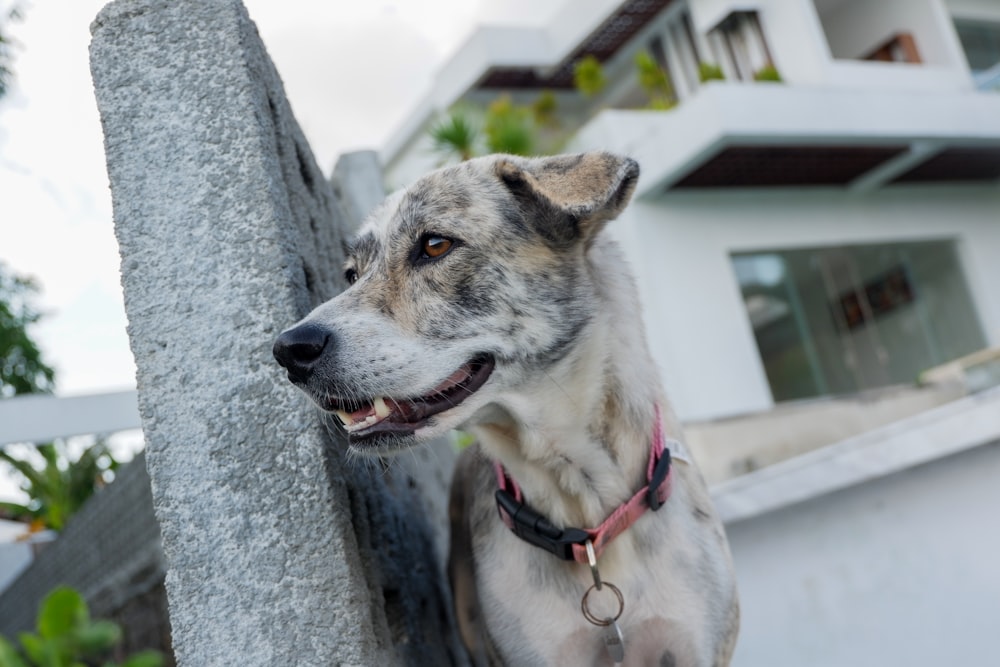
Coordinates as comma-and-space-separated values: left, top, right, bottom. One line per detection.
422, 236, 453, 259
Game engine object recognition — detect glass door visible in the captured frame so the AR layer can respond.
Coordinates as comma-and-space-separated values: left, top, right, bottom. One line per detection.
733, 240, 986, 402
815, 247, 892, 392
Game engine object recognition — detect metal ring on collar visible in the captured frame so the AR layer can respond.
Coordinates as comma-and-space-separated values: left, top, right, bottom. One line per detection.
580, 581, 624, 627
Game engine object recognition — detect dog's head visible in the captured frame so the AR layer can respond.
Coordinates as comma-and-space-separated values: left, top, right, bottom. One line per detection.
273, 152, 638, 453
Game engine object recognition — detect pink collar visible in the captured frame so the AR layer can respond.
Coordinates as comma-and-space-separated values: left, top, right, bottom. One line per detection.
493, 406, 674, 564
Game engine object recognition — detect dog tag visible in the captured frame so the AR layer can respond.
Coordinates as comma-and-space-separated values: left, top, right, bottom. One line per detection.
603, 618, 625, 663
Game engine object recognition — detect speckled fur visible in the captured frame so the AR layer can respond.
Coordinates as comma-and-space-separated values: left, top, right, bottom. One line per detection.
282, 153, 739, 665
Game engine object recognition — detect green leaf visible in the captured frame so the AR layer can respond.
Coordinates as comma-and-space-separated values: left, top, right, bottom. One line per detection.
0, 636, 28, 667
15, 633, 43, 665
73, 621, 121, 656
0, 451, 47, 491
698, 62, 725, 82
483, 95, 534, 156
573, 55, 606, 97
0, 500, 32, 519
37, 587, 88, 640
120, 650, 165, 667
429, 110, 479, 162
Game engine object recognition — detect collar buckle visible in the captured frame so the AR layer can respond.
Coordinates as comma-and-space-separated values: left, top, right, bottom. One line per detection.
495, 487, 590, 561
646, 448, 672, 511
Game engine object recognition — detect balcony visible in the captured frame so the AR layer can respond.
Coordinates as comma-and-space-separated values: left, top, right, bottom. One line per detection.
568, 81, 1000, 193
383, 0, 1000, 189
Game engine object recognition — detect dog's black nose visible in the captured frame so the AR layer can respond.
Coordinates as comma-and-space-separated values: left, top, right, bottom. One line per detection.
273, 323, 331, 382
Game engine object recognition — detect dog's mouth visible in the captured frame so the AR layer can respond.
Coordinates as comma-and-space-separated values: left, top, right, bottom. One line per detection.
324, 354, 495, 442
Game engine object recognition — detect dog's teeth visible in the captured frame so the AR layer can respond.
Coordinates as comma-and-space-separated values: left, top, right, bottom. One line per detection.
373, 397, 391, 418
334, 410, 351, 426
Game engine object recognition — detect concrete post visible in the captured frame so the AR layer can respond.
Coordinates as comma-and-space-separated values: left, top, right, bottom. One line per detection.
90, 1, 462, 664
332, 150, 387, 234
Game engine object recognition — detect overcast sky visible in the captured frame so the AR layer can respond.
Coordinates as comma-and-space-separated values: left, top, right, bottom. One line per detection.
0, 0, 565, 397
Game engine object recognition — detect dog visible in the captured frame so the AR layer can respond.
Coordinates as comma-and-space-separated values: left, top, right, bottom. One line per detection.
273, 152, 739, 666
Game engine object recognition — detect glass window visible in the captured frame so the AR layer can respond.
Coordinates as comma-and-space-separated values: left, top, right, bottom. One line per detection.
732, 240, 986, 402
954, 19, 1000, 74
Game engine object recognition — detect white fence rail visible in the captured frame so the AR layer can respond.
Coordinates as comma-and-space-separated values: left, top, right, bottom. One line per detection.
0, 391, 141, 446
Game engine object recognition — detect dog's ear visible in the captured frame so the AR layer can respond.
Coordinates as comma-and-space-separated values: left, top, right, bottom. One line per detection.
495, 152, 639, 247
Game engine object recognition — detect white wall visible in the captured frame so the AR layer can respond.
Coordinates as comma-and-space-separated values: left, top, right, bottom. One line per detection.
613, 187, 1000, 421
817, 0, 958, 65
726, 439, 1000, 666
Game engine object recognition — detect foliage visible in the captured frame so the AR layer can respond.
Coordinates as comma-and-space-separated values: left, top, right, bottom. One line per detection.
531, 90, 558, 127
0, 439, 118, 531
0, 4, 25, 101
452, 430, 476, 450
0, 262, 56, 398
430, 93, 551, 162
484, 95, 534, 156
754, 64, 782, 82
0, 586, 163, 667
573, 55, 606, 97
635, 51, 676, 110
429, 108, 479, 162
698, 62, 725, 82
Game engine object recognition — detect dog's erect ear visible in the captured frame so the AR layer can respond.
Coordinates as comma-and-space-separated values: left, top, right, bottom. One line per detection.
495, 152, 639, 247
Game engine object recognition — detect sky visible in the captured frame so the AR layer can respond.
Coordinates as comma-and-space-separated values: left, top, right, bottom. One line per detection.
0, 0, 566, 397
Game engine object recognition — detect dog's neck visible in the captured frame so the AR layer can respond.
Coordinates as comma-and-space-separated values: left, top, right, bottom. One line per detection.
473, 239, 679, 530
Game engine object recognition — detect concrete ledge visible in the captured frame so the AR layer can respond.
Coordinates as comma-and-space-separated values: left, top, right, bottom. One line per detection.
711, 386, 1000, 524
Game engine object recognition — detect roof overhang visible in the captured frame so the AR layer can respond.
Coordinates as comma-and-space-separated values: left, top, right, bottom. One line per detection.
567, 83, 1000, 194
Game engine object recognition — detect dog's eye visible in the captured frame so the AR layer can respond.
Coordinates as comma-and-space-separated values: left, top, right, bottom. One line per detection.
421, 235, 454, 260
344, 268, 358, 285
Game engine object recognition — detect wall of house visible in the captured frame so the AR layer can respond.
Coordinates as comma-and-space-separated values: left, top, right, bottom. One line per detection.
726, 438, 1000, 666
613, 187, 1000, 421
816, 0, 957, 65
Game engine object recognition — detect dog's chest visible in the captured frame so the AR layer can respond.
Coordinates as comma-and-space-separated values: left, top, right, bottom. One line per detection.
478, 520, 706, 666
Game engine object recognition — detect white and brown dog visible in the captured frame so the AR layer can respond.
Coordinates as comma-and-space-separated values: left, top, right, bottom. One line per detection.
273, 152, 739, 666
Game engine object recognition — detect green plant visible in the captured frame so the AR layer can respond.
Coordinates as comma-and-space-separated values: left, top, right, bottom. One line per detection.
452, 430, 476, 450
698, 62, 725, 82
0, 4, 26, 101
484, 95, 534, 156
0, 439, 118, 531
531, 90, 558, 127
754, 64, 782, 82
0, 587, 163, 667
635, 51, 676, 109
646, 97, 677, 110
429, 109, 479, 162
573, 55, 606, 97
1, 262, 56, 398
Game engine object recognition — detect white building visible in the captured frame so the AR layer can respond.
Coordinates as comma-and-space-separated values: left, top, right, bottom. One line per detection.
380, 2, 1000, 664
383, 0, 1000, 478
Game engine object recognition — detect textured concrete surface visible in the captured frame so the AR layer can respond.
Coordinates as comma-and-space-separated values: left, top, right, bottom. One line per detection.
90, 1, 462, 664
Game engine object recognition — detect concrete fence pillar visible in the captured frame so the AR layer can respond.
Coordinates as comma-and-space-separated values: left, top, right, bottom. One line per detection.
89, 1, 462, 664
